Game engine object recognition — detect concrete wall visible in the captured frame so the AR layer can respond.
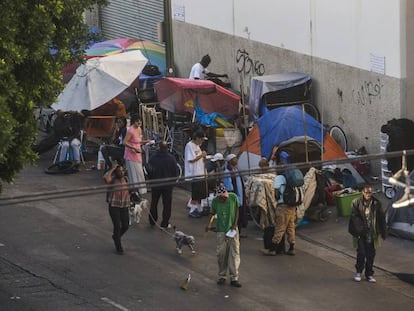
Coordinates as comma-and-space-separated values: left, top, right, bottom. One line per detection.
406, 0, 414, 117
172, 0, 404, 78
172, 21, 402, 174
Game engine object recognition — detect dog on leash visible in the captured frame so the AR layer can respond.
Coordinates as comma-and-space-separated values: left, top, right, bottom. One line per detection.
129, 192, 148, 224
173, 226, 196, 255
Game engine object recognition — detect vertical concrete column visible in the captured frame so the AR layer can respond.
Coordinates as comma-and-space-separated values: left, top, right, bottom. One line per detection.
405, 0, 414, 118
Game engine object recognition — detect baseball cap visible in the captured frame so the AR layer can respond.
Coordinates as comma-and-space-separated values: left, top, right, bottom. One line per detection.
226, 154, 237, 162
211, 153, 224, 162
279, 151, 290, 164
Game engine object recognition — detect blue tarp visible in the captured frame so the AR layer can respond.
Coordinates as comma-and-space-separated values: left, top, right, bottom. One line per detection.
257, 105, 326, 159
194, 105, 230, 127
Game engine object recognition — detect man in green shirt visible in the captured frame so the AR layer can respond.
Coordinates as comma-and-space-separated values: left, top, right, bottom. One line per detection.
206, 184, 241, 288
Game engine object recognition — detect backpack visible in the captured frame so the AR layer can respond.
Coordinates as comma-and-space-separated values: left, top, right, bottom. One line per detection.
284, 168, 304, 187
282, 183, 303, 206
282, 168, 304, 206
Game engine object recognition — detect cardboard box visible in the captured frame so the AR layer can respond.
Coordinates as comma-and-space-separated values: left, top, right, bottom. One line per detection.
335, 192, 362, 217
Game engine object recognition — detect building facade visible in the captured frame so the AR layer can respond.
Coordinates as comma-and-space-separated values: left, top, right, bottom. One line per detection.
169, 0, 414, 173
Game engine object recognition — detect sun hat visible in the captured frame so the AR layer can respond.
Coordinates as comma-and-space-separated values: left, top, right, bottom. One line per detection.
211, 153, 224, 162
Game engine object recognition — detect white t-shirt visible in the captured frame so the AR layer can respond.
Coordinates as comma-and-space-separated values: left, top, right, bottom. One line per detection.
189, 63, 209, 79
274, 174, 286, 204
184, 140, 204, 178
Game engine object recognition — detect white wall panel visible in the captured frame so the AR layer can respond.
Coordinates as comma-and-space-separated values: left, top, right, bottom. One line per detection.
172, 0, 404, 78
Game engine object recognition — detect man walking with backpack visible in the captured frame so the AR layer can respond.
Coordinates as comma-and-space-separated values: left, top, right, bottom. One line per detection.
269, 151, 303, 256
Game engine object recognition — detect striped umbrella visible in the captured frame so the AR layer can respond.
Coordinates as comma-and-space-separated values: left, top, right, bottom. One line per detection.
85, 38, 166, 74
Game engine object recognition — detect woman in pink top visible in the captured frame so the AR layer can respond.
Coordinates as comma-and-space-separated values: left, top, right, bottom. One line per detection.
124, 114, 147, 195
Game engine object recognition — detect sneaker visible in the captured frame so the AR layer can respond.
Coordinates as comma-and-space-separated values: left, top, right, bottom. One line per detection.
366, 276, 376, 283
286, 249, 296, 256
189, 211, 202, 218
217, 278, 226, 285
161, 223, 172, 229
230, 280, 242, 288
354, 273, 362, 282
260, 249, 276, 256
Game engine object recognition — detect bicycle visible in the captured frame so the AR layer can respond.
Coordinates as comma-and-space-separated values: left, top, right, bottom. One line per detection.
328, 125, 348, 152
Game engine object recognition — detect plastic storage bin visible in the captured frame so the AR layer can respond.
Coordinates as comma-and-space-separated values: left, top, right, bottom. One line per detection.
335, 192, 362, 217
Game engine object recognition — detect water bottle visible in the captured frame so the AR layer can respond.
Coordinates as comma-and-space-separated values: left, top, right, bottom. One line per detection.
97, 146, 105, 170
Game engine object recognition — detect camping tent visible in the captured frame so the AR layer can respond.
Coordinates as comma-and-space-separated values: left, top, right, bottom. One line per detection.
248, 72, 314, 121
387, 171, 414, 240
238, 106, 347, 172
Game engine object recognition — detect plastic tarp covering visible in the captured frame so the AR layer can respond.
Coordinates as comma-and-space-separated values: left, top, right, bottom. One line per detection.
155, 77, 240, 118
248, 72, 311, 120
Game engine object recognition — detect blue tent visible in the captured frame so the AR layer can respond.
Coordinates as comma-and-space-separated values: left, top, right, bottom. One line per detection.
257, 105, 325, 159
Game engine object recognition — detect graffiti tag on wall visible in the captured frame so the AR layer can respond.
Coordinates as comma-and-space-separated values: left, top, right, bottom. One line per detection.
236, 49, 265, 76
352, 79, 383, 106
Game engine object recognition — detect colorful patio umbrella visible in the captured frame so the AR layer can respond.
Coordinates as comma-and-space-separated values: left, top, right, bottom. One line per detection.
52, 50, 148, 112
85, 38, 166, 74
154, 77, 240, 118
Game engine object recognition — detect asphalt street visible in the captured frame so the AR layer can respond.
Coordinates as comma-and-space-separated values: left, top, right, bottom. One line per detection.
0, 150, 413, 311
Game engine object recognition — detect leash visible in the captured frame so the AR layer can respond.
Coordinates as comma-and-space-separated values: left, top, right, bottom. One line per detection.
130, 198, 175, 238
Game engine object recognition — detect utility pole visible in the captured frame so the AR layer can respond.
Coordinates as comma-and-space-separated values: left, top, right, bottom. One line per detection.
163, 0, 175, 77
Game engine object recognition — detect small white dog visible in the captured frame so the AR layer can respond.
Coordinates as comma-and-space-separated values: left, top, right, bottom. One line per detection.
129, 199, 148, 224
173, 226, 196, 255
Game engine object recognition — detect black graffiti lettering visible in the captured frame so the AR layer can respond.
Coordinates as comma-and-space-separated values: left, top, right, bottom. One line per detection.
352, 79, 383, 106
236, 49, 265, 76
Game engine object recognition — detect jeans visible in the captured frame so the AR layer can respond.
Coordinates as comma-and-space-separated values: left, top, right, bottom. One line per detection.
59, 138, 81, 163
108, 206, 129, 249
355, 237, 376, 277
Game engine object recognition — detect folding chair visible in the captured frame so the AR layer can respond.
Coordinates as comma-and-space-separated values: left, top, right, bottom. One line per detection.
52, 130, 86, 165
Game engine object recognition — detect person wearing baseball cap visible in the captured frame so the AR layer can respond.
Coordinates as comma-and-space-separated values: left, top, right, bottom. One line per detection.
206, 184, 242, 288
184, 130, 208, 218
205, 152, 225, 193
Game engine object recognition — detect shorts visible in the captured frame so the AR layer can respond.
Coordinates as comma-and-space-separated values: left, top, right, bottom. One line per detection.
191, 180, 207, 201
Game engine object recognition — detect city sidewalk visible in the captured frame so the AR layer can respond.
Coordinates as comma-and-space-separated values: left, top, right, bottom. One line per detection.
296, 188, 414, 287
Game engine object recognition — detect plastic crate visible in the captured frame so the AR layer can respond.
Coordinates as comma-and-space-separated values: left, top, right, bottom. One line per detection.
335, 192, 362, 217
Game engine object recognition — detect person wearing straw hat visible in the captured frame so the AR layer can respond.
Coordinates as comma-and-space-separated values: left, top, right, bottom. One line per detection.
206, 184, 242, 288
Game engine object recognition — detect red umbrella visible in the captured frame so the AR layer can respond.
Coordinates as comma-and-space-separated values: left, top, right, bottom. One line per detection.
154, 78, 240, 118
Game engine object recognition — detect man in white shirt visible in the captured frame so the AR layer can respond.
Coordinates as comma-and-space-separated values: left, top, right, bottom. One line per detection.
189, 54, 228, 80
185, 130, 207, 217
